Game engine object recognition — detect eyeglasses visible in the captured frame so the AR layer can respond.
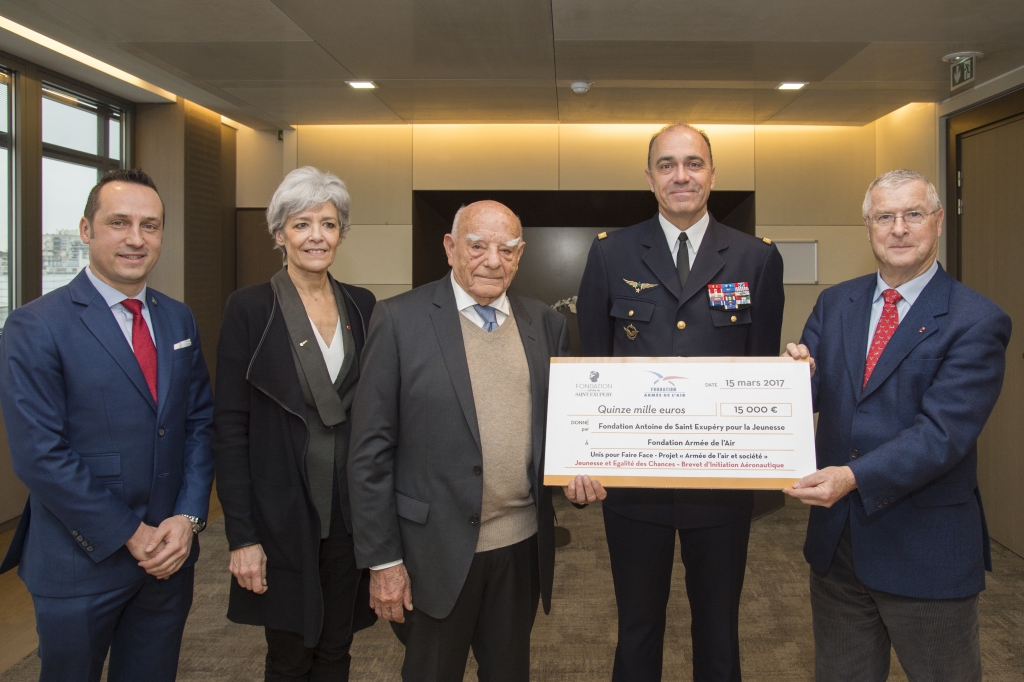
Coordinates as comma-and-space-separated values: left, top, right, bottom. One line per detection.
870, 210, 938, 228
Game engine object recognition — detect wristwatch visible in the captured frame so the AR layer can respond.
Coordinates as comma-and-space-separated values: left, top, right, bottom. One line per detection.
177, 514, 206, 534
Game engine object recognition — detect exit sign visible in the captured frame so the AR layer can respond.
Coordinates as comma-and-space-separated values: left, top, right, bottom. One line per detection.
951, 57, 975, 90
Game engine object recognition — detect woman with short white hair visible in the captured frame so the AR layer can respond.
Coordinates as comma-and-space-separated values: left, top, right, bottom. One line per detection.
213, 166, 376, 681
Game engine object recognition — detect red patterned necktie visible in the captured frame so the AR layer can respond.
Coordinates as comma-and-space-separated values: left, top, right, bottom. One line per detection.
863, 288, 903, 389
121, 299, 158, 402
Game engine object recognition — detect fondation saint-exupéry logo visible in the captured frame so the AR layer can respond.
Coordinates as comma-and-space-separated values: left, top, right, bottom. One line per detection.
575, 370, 612, 397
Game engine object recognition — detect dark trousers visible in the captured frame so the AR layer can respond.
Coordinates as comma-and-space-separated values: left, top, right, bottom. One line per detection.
394, 535, 540, 682
604, 506, 750, 682
266, 491, 361, 682
33, 566, 194, 682
811, 525, 981, 682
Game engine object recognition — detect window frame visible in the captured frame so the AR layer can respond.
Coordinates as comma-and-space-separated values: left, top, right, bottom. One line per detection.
0, 52, 23, 321
0, 50, 136, 315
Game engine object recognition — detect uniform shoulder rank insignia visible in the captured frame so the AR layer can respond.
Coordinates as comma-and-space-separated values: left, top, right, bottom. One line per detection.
623, 324, 639, 340
708, 282, 751, 310
623, 278, 659, 294
762, 237, 772, 245
598, 231, 608, 240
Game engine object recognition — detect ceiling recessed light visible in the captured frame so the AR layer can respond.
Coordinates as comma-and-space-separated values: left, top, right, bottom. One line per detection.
777, 82, 807, 90
347, 81, 376, 89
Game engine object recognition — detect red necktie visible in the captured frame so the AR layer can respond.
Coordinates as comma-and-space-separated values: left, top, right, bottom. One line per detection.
122, 299, 158, 403
863, 289, 903, 389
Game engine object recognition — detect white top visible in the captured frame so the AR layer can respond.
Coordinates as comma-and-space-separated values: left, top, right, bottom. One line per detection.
309, 317, 344, 383
85, 267, 156, 348
865, 259, 939, 356
451, 272, 511, 328
659, 210, 710, 268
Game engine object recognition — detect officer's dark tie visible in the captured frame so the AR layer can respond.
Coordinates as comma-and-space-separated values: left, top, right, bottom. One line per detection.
676, 232, 690, 289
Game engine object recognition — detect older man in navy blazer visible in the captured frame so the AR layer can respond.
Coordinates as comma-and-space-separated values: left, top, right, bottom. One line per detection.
0, 169, 214, 682
784, 169, 1010, 681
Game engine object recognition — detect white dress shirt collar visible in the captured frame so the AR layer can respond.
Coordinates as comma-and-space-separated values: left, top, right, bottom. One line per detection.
659, 210, 710, 261
451, 271, 511, 327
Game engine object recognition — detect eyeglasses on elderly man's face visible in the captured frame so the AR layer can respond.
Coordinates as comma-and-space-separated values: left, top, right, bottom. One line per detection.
870, 210, 939, 228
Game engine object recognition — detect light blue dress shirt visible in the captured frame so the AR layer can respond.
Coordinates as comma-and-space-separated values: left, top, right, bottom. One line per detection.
85, 267, 156, 349
865, 259, 938, 356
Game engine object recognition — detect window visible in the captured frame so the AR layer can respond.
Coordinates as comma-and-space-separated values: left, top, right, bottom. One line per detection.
0, 69, 12, 326
41, 84, 124, 295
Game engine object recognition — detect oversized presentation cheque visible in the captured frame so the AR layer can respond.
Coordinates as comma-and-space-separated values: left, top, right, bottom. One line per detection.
543, 357, 817, 489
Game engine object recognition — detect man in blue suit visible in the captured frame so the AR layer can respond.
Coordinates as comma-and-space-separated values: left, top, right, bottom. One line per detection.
784, 169, 1010, 681
577, 123, 785, 682
0, 168, 214, 682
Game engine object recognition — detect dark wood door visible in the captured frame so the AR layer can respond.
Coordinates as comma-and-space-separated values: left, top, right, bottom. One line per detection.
961, 115, 1024, 556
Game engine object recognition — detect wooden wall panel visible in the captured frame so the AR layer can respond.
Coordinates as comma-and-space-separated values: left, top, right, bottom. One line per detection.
236, 126, 283, 208
329, 224, 412, 286
296, 125, 412, 225
756, 225, 875, 285
235, 208, 281, 289
777, 284, 828, 352
412, 124, 558, 190
220, 123, 237, 323
0, 414, 27, 524
137, 100, 186, 301
755, 124, 876, 226
874, 103, 939, 186
557, 124, 663, 190
184, 101, 224, 377
351, 284, 412, 301
558, 124, 754, 191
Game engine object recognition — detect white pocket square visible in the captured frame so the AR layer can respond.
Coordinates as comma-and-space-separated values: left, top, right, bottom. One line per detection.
173, 339, 192, 350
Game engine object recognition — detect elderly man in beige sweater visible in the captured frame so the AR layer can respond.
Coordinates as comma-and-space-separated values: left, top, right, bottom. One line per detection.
349, 200, 604, 681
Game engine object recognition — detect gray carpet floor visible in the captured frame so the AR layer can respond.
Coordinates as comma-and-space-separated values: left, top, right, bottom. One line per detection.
3, 496, 1022, 680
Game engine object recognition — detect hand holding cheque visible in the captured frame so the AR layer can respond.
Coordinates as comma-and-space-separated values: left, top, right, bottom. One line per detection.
780, 343, 857, 508
544, 356, 817, 490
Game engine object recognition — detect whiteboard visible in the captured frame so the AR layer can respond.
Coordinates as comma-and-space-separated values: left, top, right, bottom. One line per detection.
774, 240, 818, 284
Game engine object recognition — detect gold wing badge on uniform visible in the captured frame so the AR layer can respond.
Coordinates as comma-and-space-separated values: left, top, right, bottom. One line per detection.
623, 279, 659, 294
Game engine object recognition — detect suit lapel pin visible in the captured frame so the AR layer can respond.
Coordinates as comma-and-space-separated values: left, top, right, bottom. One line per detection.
919, 327, 925, 332
150, 296, 157, 306
623, 324, 639, 340
623, 278, 658, 294
300, 339, 309, 346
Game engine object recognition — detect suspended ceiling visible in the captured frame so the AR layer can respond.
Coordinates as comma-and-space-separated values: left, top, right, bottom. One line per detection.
1, 0, 1022, 129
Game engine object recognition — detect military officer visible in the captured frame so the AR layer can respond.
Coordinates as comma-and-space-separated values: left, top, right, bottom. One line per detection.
576, 122, 785, 682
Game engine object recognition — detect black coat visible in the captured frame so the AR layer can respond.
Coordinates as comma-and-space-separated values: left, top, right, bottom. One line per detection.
576, 214, 785, 528
212, 277, 375, 644
348, 276, 568, 620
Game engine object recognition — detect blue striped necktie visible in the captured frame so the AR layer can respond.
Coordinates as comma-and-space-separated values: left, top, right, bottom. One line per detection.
473, 304, 499, 332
